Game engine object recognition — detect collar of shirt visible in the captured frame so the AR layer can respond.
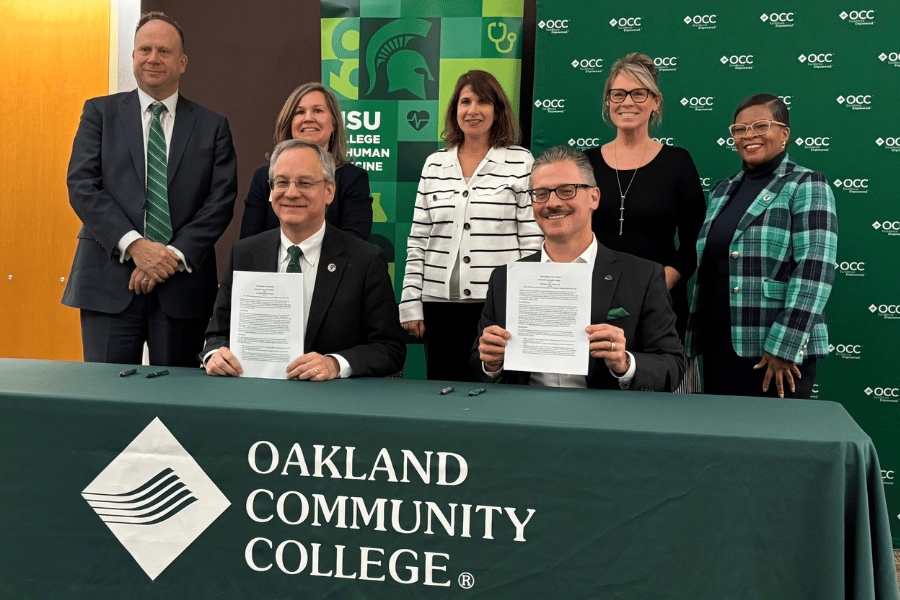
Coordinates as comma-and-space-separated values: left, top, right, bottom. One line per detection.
137, 88, 179, 120
278, 222, 326, 273
540, 234, 598, 265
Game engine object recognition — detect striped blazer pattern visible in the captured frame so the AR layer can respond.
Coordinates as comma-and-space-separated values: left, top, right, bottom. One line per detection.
400, 145, 543, 323
685, 154, 838, 363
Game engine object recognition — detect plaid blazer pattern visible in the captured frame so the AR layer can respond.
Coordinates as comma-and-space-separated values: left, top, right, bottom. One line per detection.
686, 154, 838, 363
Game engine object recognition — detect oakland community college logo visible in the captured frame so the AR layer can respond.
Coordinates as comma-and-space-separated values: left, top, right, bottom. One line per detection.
82, 418, 230, 580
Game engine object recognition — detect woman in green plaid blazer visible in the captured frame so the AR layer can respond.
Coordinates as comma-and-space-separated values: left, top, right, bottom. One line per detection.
686, 94, 838, 399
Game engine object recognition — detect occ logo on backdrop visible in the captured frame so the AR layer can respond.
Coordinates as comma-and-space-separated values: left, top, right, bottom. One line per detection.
760, 12, 796, 28
794, 135, 831, 152
878, 52, 900, 68
798, 53, 834, 69
875, 137, 900, 153
360, 19, 440, 101
720, 54, 754, 71
609, 16, 642, 32
836, 94, 873, 110
654, 56, 678, 72
839, 10, 876, 25
683, 14, 717, 30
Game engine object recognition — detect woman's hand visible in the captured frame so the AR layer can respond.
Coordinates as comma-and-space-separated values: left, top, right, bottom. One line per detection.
402, 320, 425, 338
755, 352, 802, 398
663, 266, 681, 291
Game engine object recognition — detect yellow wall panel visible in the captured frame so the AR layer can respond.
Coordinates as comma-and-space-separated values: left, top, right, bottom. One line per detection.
0, 1, 109, 359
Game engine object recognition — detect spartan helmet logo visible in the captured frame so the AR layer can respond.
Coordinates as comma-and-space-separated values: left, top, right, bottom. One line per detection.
366, 19, 435, 100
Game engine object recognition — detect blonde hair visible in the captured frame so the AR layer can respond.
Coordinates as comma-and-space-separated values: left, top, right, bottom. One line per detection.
271, 83, 349, 167
601, 53, 664, 128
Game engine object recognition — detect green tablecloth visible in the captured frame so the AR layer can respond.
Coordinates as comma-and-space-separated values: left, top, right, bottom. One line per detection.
0, 359, 896, 599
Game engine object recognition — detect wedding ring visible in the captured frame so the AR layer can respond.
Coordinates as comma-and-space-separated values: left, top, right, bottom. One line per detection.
143, 277, 149, 282
610, 341, 616, 351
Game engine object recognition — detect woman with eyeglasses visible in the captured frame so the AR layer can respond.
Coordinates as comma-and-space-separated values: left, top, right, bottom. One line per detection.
584, 53, 706, 391
240, 82, 373, 240
400, 70, 542, 382
685, 94, 838, 398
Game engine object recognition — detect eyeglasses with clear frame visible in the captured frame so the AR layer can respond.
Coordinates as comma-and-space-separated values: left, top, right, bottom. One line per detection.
527, 184, 593, 204
269, 177, 326, 191
607, 88, 652, 103
728, 119, 787, 138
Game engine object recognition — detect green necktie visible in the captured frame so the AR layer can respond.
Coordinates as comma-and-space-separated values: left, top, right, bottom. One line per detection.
287, 245, 303, 273
145, 102, 173, 244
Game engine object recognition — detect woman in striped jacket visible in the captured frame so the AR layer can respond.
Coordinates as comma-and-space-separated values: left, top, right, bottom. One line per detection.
400, 70, 543, 381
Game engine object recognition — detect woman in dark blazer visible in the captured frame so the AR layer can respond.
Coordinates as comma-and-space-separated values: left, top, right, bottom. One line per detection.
686, 94, 838, 399
240, 83, 372, 240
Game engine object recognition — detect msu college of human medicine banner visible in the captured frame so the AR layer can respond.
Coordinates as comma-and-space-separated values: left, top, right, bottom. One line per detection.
320, 0, 524, 296
532, 0, 900, 543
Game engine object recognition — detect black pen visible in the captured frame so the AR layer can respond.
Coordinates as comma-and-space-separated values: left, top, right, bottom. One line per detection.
468, 388, 486, 397
146, 370, 169, 378
119, 368, 137, 377
439, 386, 454, 395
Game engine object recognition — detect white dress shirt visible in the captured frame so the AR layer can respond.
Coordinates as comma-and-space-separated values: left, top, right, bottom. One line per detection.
116, 89, 189, 270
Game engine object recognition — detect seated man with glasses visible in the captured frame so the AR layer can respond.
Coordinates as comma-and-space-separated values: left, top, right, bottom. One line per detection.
470, 146, 684, 391
201, 139, 406, 380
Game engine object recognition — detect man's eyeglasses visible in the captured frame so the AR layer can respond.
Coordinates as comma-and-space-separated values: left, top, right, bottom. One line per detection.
527, 184, 592, 204
607, 88, 652, 104
269, 177, 326, 191
728, 119, 787, 138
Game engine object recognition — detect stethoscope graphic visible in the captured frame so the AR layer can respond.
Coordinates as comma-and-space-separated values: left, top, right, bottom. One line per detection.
487, 22, 517, 54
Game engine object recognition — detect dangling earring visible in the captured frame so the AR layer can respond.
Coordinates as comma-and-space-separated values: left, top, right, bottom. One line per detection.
781, 140, 786, 149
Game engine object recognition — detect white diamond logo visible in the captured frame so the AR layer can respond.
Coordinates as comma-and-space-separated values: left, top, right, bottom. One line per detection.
836, 95, 846, 104
876, 137, 885, 146
720, 56, 728, 64
798, 54, 807, 63
839, 11, 848, 20
534, 100, 541, 107
828, 344, 836, 352
571, 60, 579, 67
869, 303, 879, 311
717, 138, 727, 146
872, 222, 882, 230
538, 20, 546, 29
568, 138, 576, 146
760, 13, 769, 22
609, 18, 618, 26
833, 179, 842, 186
865, 387, 874, 395
82, 418, 230, 580
795, 138, 804, 146
683, 16, 692, 24
879, 53, 888, 61
680, 97, 689, 105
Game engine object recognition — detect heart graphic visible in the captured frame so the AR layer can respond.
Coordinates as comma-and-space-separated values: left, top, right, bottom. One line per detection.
407, 110, 430, 131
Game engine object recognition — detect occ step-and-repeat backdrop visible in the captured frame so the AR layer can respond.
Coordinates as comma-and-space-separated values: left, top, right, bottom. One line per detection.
531, 0, 900, 543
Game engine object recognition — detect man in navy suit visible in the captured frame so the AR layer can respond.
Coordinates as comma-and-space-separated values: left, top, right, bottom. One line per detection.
472, 146, 683, 391
63, 12, 237, 367
201, 139, 405, 380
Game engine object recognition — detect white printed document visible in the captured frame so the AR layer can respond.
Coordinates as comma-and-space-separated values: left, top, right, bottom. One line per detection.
230, 271, 304, 379
504, 262, 592, 375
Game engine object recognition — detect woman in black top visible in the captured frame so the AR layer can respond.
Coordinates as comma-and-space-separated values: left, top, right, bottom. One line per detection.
240, 83, 373, 240
585, 53, 706, 390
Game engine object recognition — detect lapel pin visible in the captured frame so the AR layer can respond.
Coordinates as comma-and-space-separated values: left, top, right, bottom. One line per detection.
763, 195, 771, 201
604, 275, 613, 280
327, 263, 337, 272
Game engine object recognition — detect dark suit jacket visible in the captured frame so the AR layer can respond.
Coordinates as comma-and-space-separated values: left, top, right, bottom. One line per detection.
202, 223, 406, 377
239, 163, 373, 241
62, 90, 238, 319
470, 245, 684, 391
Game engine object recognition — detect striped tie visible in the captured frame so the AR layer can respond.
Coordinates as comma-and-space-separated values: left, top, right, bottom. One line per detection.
146, 102, 172, 244
287, 246, 303, 273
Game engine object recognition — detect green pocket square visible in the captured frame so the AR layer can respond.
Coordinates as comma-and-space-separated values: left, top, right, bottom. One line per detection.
607, 307, 630, 320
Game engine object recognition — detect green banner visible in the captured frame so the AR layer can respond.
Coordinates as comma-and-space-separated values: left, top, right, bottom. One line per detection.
531, 0, 900, 544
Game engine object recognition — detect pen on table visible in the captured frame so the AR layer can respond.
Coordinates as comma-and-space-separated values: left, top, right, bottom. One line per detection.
119, 368, 137, 377
468, 388, 486, 397
146, 370, 169, 379
439, 386, 454, 395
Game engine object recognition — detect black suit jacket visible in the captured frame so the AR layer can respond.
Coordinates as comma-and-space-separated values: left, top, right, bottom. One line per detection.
202, 223, 406, 377
470, 245, 684, 391
239, 163, 373, 241
62, 90, 238, 319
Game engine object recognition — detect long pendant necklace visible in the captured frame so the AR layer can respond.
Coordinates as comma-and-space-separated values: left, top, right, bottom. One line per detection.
613, 138, 650, 235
